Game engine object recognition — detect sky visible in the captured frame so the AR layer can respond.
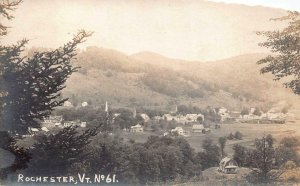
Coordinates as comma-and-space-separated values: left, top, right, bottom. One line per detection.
208, 0, 300, 11
1, 0, 297, 61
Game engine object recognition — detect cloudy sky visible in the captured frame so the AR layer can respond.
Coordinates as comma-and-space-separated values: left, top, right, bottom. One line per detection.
209, 0, 300, 11
2, 0, 297, 61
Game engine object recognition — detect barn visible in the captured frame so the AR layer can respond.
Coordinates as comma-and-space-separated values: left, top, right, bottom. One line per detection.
218, 157, 238, 174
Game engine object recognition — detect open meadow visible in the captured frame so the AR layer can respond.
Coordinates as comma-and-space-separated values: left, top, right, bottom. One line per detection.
121, 120, 300, 155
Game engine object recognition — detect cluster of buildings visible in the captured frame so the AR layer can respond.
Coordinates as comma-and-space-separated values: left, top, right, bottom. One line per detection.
42, 115, 87, 129
63, 101, 89, 107
218, 107, 288, 124
155, 113, 204, 125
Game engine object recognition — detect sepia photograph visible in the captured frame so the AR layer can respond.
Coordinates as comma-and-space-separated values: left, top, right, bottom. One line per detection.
1, 0, 300, 185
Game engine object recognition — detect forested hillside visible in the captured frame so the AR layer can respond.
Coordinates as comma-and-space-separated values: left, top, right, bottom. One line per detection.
59, 47, 298, 110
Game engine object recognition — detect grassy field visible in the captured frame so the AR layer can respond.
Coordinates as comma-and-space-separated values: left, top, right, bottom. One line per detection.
121, 120, 300, 155
16, 120, 300, 156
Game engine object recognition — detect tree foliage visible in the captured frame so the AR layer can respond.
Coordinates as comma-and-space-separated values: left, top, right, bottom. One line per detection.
0, 0, 22, 36
196, 138, 221, 170
59, 135, 202, 185
257, 11, 300, 95
233, 135, 298, 183
0, 30, 92, 134
26, 126, 98, 176
0, 131, 31, 182
218, 136, 227, 157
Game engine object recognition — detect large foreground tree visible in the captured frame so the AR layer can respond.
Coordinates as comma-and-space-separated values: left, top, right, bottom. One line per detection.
0, 30, 91, 134
257, 11, 300, 95
0, 1, 94, 183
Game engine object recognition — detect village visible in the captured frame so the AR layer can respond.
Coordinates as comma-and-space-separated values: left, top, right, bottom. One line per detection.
17, 100, 296, 180
25, 100, 292, 138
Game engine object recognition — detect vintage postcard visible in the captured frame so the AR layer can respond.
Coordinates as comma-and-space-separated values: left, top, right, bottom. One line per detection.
0, 0, 300, 185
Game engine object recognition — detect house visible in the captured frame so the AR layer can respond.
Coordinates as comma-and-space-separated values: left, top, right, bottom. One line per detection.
42, 115, 63, 128
43, 115, 63, 123
140, 113, 150, 122
63, 120, 87, 128
186, 114, 204, 122
192, 124, 204, 133
163, 114, 177, 121
80, 122, 87, 128
228, 111, 241, 121
81, 101, 88, 107
218, 107, 230, 121
63, 101, 73, 107
250, 107, 256, 115
112, 113, 121, 123
63, 121, 76, 127
218, 157, 238, 174
130, 124, 144, 133
28, 127, 39, 135
171, 127, 184, 135
266, 111, 286, 120
41, 127, 49, 132
153, 116, 163, 121
163, 113, 204, 124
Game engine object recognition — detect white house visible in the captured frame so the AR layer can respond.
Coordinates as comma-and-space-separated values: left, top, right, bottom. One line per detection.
80, 122, 87, 128
63, 121, 77, 127
218, 157, 238, 174
63, 120, 87, 128
140, 113, 150, 122
41, 127, 49, 132
218, 107, 230, 121
163, 113, 204, 124
81, 101, 88, 107
192, 124, 204, 133
130, 124, 144, 133
42, 115, 63, 128
171, 127, 184, 135
186, 114, 204, 122
28, 127, 39, 135
154, 116, 163, 120
63, 101, 73, 107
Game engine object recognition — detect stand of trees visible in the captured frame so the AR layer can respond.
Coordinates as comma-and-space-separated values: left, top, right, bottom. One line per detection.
23, 135, 203, 185
258, 11, 300, 95
233, 136, 300, 183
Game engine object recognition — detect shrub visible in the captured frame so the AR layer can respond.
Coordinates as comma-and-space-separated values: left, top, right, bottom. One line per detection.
234, 131, 243, 140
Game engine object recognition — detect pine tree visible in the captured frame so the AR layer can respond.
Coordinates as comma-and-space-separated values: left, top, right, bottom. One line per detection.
0, 31, 92, 134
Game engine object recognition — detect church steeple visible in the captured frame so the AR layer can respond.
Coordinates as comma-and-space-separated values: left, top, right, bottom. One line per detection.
133, 107, 137, 118
105, 101, 108, 113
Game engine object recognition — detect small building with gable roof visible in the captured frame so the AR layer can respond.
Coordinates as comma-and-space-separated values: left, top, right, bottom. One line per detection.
218, 157, 238, 174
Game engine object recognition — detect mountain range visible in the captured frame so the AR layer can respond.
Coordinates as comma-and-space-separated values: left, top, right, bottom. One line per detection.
62, 47, 299, 111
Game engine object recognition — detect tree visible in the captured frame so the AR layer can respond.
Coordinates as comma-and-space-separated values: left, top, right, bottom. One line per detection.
218, 136, 227, 157
275, 137, 300, 166
26, 126, 98, 176
197, 138, 221, 170
241, 108, 249, 116
0, 131, 31, 182
0, 30, 91, 134
247, 135, 282, 183
0, 1, 31, 183
257, 11, 300, 95
234, 131, 243, 140
197, 116, 203, 124
0, 0, 22, 36
233, 144, 250, 167
281, 106, 289, 114
253, 108, 262, 116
